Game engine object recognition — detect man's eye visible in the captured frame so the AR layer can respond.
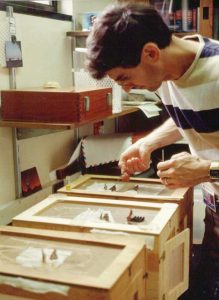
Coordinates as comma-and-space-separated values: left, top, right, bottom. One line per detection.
119, 77, 129, 83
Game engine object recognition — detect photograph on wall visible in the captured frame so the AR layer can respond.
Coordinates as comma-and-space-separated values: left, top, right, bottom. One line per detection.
21, 167, 42, 197
81, 12, 98, 31
5, 41, 23, 68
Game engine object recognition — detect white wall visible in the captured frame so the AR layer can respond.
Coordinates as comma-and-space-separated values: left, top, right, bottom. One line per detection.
73, 0, 114, 16
71, 0, 116, 137
0, 1, 116, 225
0, 10, 74, 223
72, 0, 115, 30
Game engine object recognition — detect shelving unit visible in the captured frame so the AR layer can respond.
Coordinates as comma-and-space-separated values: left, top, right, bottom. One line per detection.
0, 0, 216, 199
66, 31, 89, 37
0, 106, 138, 130
67, 1, 214, 38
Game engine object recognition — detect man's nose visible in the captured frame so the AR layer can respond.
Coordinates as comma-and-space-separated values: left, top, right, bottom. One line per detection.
123, 86, 131, 92
122, 84, 133, 92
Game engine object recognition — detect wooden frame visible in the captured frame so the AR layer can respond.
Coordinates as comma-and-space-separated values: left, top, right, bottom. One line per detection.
13, 195, 190, 300
1, 87, 112, 124
163, 229, 189, 300
58, 174, 194, 239
199, 0, 214, 38
0, 226, 146, 300
13, 195, 179, 238
58, 175, 189, 202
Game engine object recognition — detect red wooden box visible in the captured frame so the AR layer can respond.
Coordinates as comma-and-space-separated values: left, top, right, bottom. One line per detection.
1, 87, 112, 123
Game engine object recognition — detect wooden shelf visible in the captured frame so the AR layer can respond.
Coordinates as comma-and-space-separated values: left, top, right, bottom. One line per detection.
0, 120, 74, 130
173, 32, 198, 37
66, 31, 90, 37
0, 106, 138, 130
66, 30, 198, 39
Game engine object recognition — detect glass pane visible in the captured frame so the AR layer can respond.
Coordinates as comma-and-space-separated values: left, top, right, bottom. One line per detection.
0, 235, 120, 277
36, 201, 159, 225
76, 178, 175, 196
33, 0, 50, 4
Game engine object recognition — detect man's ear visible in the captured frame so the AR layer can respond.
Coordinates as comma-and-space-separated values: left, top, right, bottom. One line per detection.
141, 43, 160, 64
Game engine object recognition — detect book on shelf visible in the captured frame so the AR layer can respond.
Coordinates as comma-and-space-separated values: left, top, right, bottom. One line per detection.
154, 0, 198, 33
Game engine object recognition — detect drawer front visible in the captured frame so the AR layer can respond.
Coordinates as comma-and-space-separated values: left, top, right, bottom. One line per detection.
1, 91, 80, 123
161, 228, 190, 300
79, 88, 112, 122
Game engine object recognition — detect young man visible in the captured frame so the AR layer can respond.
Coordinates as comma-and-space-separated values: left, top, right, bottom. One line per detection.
86, 2, 219, 299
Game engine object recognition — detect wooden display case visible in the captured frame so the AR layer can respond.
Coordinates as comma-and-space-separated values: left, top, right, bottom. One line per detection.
58, 174, 193, 235
13, 195, 190, 300
0, 226, 146, 300
1, 87, 112, 123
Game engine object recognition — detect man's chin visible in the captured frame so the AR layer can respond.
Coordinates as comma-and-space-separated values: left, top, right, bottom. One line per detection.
129, 85, 160, 92
141, 87, 157, 92
147, 84, 162, 92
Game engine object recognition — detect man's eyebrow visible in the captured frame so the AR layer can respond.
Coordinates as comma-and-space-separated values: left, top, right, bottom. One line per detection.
115, 74, 128, 82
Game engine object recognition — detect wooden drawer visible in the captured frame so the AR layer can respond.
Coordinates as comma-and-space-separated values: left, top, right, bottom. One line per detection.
1, 87, 112, 123
0, 226, 146, 300
13, 195, 190, 300
0, 295, 29, 300
59, 174, 194, 237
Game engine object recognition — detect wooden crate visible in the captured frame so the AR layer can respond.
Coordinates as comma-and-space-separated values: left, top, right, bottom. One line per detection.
58, 174, 194, 236
0, 295, 29, 300
0, 226, 146, 300
13, 195, 190, 300
1, 87, 112, 123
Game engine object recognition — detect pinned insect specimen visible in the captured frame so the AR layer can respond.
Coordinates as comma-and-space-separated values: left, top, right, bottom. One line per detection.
127, 209, 144, 224
131, 216, 145, 222
100, 212, 109, 222
109, 184, 116, 192
133, 184, 139, 191
50, 249, 58, 260
127, 209, 133, 222
41, 249, 46, 263
103, 183, 117, 192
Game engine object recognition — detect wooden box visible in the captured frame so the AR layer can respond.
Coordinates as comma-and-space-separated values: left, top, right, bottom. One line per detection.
13, 195, 190, 300
1, 87, 112, 123
58, 174, 194, 235
0, 226, 146, 300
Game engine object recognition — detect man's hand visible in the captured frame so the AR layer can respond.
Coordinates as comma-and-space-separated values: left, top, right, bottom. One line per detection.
118, 118, 183, 181
157, 152, 211, 188
119, 139, 154, 181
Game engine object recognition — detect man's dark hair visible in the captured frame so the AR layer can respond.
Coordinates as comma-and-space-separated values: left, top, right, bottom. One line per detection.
86, 2, 172, 79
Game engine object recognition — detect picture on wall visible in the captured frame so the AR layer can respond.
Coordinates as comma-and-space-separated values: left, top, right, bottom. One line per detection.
21, 167, 42, 197
5, 41, 23, 68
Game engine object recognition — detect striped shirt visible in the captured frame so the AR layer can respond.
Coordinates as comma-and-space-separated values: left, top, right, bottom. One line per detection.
158, 34, 219, 195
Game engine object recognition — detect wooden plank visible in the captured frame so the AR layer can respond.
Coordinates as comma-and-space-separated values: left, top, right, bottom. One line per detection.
0, 226, 146, 300
59, 174, 189, 202
1, 88, 112, 123
58, 175, 194, 252
0, 107, 138, 129
12, 195, 182, 300
66, 31, 90, 37
0, 119, 75, 130
199, 0, 214, 37
13, 195, 178, 236
162, 229, 190, 300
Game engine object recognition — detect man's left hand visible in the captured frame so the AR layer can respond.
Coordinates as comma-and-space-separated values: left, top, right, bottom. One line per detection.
157, 152, 211, 189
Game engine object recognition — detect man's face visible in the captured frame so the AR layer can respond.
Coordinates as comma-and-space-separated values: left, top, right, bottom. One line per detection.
107, 60, 164, 93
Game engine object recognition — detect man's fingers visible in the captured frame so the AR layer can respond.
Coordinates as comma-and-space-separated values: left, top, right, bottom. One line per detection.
119, 157, 147, 181
118, 160, 127, 174
157, 159, 174, 171
121, 172, 130, 182
171, 151, 190, 159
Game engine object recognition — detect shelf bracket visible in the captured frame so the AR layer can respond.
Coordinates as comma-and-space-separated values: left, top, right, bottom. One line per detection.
7, 6, 22, 198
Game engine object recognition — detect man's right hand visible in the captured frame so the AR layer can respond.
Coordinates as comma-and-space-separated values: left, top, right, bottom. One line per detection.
118, 139, 154, 181
118, 118, 183, 181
